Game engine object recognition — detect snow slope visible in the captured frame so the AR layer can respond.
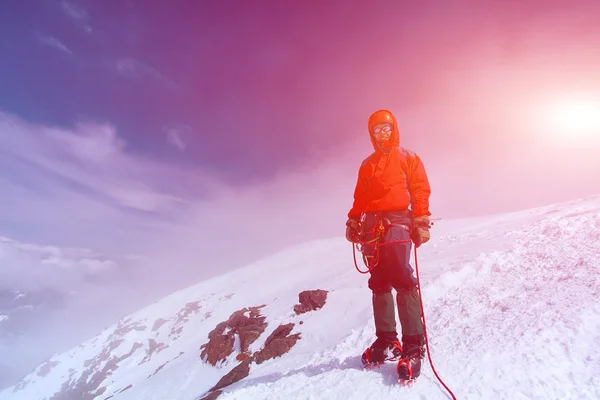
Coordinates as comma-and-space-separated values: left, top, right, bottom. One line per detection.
1, 195, 599, 400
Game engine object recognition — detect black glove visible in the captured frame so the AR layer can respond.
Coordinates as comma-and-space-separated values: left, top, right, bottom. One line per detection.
345, 218, 360, 243
411, 215, 431, 248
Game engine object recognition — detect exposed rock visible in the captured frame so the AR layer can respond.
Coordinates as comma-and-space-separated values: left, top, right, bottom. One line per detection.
199, 390, 222, 400
203, 333, 235, 366
139, 339, 168, 365
147, 352, 184, 378
200, 305, 267, 366
37, 360, 60, 377
148, 361, 168, 378
254, 323, 301, 364
235, 353, 251, 362
114, 318, 146, 336
170, 301, 203, 339
47, 341, 143, 400
118, 384, 133, 393
210, 358, 252, 392
151, 318, 169, 332
293, 289, 328, 315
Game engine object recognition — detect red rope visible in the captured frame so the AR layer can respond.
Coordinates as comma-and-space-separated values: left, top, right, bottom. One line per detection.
352, 237, 411, 274
414, 246, 457, 400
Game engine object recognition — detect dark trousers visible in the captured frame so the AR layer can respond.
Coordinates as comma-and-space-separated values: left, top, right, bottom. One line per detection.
362, 211, 425, 349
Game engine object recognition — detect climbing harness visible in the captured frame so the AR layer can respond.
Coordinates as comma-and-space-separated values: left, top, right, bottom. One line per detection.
350, 215, 440, 274
351, 214, 411, 274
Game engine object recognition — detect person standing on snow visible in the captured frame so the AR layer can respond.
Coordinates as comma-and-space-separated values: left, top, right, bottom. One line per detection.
345, 109, 432, 381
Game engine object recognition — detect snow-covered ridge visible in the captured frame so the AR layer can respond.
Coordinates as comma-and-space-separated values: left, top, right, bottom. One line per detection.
1, 195, 599, 400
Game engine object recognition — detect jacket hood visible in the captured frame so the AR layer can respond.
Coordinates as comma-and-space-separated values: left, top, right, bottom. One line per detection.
368, 109, 400, 152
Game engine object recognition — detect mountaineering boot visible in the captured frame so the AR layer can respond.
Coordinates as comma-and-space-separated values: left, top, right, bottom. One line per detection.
397, 344, 425, 380
362, 291, 400, 365
361, 339, 403, 364
397, 336, 425, 380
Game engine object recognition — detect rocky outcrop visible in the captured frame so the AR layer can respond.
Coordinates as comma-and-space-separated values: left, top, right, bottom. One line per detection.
293, 289, 328, 315
254, 323, 300, 364
37, 360, 60, 377
48, 341, 143, 400
200, 306, 267, 366
210, 358, 252, 392
151, 318, 168, 332
199, 319, 301, 400
170, 301, 203, 339
139, 339, 168, 365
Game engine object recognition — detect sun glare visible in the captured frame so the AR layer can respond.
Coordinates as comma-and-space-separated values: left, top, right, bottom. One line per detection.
555, 102, 600, 135
543, 99, 600, 141
532, 95, 600, 146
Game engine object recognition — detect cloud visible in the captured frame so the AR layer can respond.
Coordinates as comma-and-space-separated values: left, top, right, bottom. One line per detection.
116, 58, 163, 80
61, 1, 87, 20
0, 114, 205, 214
0, 235, 119, 289
37, 34, 73, 55
115, 58, 178, 90
61, 1, 93, 33
165, 125, 190, 151
0, 110, 358, 290
0, 112, 235, 264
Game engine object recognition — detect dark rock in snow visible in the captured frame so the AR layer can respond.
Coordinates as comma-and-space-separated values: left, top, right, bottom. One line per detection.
170, 301, 203, 339
210, 358, 252, 392
37, 360, 60, 377
200, 333, 236, 366
200, 305, 267, 366
293, 289, 328, 315
254, 323, 301, 364
151, 318, 168, 332
46, 341, 143, 400
118, 384, 132, 393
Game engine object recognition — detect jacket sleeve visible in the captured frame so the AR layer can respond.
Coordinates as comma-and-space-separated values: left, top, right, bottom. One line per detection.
407, 153, 431, 218
347, 165, 368, 219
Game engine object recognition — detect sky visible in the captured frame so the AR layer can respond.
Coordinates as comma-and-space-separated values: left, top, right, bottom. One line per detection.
2, 194, 599, 399
1, 0, 600, 286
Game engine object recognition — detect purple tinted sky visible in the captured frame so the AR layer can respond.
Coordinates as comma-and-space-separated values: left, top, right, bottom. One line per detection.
1, 0, 600, 283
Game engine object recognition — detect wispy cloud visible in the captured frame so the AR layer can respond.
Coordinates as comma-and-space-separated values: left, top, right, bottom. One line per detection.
61, 1, 87, 20
61, 1, 93, 33
165, 125, 190, 151
0, 114, 210, 215
116, 58, 163, 80
115, 58, 177, 89
37, 34, 73, 55
0, 110, 356, 289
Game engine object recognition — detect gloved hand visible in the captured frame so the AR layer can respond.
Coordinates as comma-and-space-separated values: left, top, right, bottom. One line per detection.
345, 217, 360, 243
411, 215, 431, 248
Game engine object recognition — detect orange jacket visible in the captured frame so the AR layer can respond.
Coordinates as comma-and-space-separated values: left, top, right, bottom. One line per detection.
348, 119, 431, 219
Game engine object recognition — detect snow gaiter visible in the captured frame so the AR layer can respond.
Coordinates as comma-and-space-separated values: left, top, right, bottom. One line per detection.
372, 292, 398, 343
396, 286, 424, 339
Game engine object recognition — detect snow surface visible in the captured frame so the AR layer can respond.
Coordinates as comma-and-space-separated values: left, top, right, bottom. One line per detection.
1, 195, 599, 400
